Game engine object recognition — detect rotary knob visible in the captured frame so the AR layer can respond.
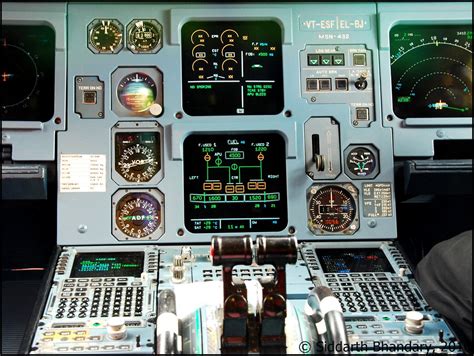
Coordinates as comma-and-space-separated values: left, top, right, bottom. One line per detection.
405, 311, 424, 334
107, 317, 127, 340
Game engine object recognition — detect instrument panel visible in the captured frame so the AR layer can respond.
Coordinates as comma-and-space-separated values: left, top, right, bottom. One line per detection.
1, 2, 471, 245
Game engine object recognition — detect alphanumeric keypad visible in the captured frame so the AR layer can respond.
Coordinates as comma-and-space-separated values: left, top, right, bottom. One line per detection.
56, 280, 145, 319
327, 273, 425, 313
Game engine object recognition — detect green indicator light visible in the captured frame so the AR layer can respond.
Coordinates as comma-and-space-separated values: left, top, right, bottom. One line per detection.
397, 96, 411, 103
383, 317, 391, 321
93, 322, 101, 327
467, 31, 472, 40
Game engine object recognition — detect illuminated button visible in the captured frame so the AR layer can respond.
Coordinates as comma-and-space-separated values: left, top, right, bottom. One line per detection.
42, 337, 53, 342
335, 78, 349, 91
353, 53, 367, 66
83, 91, 97, 105
306, 78, 319, 91
332, 54, 345, 66
320, 54, 332, 66
318, 79, 332, 90
307, 54, 320, 66
356, 107, 370, 121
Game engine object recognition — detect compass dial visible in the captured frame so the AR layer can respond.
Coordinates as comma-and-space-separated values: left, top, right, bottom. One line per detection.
88, 19, 124, 54
1, 25, 55, 121
127, 19, 162, 54
117, 72, 157, 112
115, 132, 160, 183
115, 192, 161, 239
308, 185, 358, 234
345, 145, 378, 179
390, 25, 472, 118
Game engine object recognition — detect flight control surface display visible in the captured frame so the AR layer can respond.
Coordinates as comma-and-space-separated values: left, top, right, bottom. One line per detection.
181, 21, 284, 116
390, 25, 472, 119
183, 133, 287, 233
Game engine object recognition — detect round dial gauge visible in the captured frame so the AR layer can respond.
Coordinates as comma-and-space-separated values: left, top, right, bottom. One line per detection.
346, 146, 377, 178
308, 185, 358, 233
390, 25, 472, 118
115, 132, 160, 183
88, 19, 124, 54
117, 72, 157, 112
115, 192, 161, 239
127, 19, 162, 54
1, 44, 38, 109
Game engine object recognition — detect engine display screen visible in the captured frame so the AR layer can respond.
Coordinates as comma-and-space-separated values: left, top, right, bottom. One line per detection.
71, 252, 144, 277
181, 21, 284, 116
1, 25, 55, 122
183, 133, 287, 233
390, 25, 472, 118
318, 248, 394, 273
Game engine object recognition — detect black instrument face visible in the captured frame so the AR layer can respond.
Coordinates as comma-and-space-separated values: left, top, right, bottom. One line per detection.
346, 146, 377, 178
390, 25, 472, 118
1, 25, 55, 122
183, 133, 287, 233
115, 193, 161, 238
318, 248, 394, 273
181, 21, 284, 116
127, 19, 162, 54
308, 185, 357, 233
87, 19, 124, 54
115, 132, 160, 183
71, 252, 144, 278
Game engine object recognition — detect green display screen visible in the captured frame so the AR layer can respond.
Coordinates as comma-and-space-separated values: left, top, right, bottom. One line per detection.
390, 24, 472, 118
71, 252, 144, 277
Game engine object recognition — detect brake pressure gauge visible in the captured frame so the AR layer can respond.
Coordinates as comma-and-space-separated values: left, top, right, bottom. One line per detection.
87, 19, 124, 54
127, 19, 163, 54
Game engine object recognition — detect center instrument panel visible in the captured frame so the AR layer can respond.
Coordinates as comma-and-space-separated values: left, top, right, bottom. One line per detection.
1, 1, 471, 355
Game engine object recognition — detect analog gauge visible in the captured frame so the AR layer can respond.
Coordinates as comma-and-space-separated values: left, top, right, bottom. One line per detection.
87, 19, 124, 54
390, 25, 472, 118
308, 185, 358, 234
115, 192, 161, 239
115, 132, 160, 183
345, 145, 379, 179
127, 19, 162, 54
117, 72, 157, 113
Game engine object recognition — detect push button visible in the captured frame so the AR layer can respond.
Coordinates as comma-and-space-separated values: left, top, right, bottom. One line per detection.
332, 54, 345, 65
320, 54, 332, 66
307, 54, 320, 66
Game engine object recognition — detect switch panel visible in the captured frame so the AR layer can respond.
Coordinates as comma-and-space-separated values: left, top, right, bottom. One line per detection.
300, 45, 375, 127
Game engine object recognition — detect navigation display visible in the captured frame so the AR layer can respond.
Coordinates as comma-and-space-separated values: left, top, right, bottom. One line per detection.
71, 252, 144, 277
183, 133, 287, 233
181, 21, 284, 116
318, 248, 394, 273
390, 25, 472, 118
1, 25, 55, 121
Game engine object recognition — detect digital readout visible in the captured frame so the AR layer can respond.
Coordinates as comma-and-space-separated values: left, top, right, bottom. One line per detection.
181, 21, 284, 116
71, 252, 144, 277
183, 133, 288, 233
318, 248, 394, 273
